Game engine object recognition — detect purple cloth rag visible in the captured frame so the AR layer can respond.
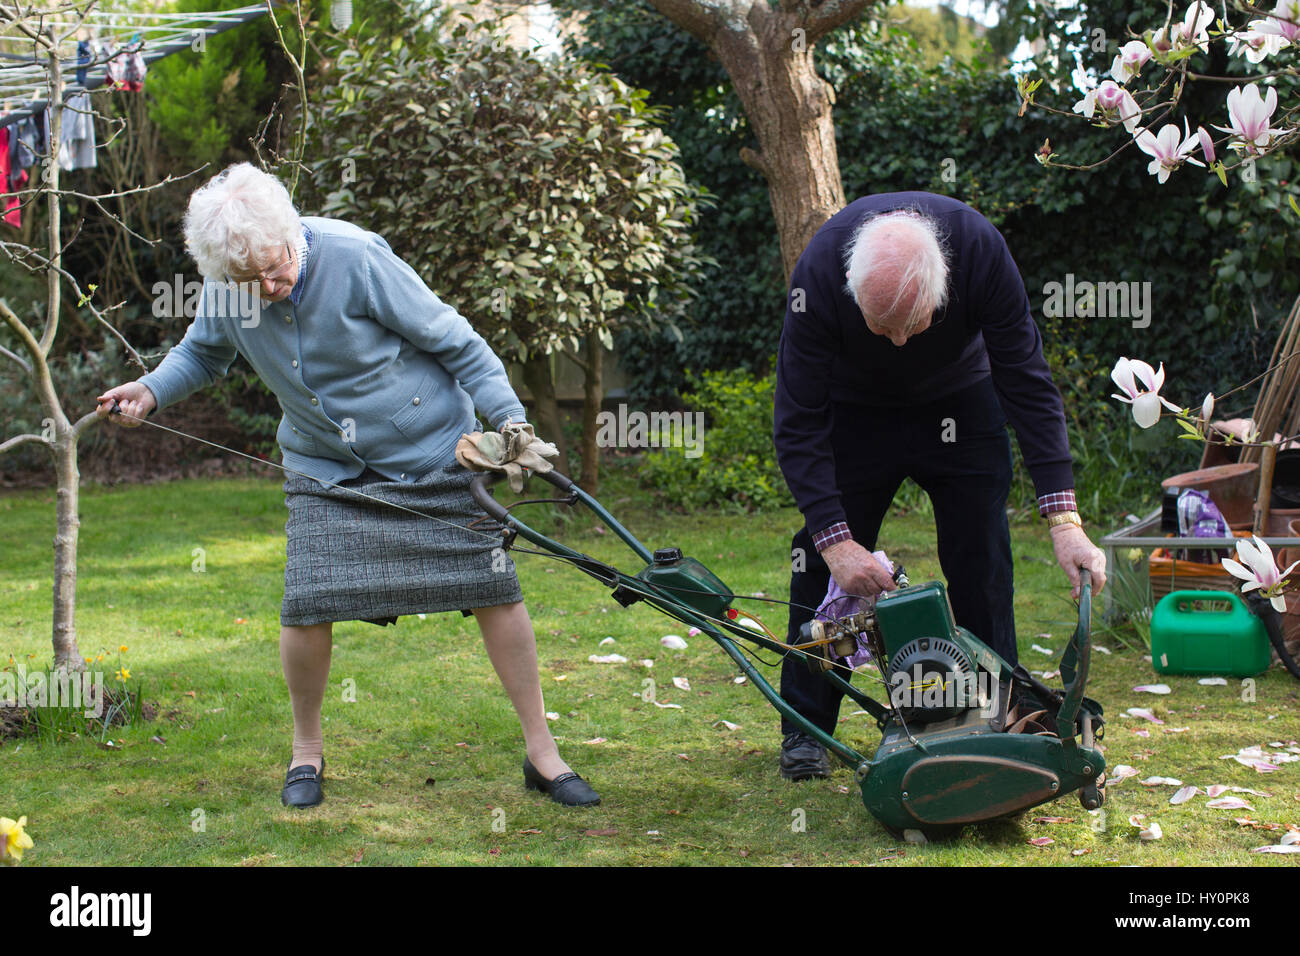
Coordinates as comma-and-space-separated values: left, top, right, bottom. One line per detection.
816, 551, 893, 668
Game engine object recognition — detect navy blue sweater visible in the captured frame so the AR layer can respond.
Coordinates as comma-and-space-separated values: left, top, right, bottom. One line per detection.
774, 192, 1075, 536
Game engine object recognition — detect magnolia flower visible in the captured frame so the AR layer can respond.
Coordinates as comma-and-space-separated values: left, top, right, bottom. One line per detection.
1171, 1, 1215, 51
1110, 357, 1181, 427
1256, 0, 1300, 44
1110, 40, 1152, 83
1197, 126, 1216, 164
1201, 392, 1215, 422
1134, 120, 1204, 183
1074, 80, 1142, 132
1222, 536, 1299, 612
1215, 84, 1286, 154
0, 816, 33, 864
1227, 22, 1285, 62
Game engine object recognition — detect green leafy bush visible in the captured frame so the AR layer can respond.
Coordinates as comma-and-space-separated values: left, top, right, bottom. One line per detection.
640, 367, 792, 512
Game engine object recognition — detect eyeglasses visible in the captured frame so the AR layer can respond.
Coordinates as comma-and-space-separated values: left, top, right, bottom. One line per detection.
225, 243, 294, 287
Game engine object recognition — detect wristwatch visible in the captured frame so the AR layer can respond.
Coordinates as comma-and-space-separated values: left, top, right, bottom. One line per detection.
1046, 510, 1083, 529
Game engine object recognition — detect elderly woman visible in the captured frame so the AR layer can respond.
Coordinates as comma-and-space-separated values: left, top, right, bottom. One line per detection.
97, 163, 598, 809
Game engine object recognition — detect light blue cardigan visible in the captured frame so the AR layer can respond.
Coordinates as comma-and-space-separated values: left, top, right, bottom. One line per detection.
138, 217, 527, 486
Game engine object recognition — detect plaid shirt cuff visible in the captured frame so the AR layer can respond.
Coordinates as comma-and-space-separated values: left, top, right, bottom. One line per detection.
1038, 489, 1078, 517
812, 522, 853, 552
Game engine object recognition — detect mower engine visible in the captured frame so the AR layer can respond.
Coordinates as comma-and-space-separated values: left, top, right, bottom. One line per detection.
814, 578, 1107, 838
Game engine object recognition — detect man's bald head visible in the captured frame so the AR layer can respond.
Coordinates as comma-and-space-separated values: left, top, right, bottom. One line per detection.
844, 211, 950, 346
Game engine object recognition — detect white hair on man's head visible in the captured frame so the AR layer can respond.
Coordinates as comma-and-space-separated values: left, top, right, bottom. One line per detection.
183, 163, 302, 280
843, 209, 950, 334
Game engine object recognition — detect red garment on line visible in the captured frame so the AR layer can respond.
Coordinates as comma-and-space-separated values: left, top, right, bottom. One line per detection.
0, 126, 26, 228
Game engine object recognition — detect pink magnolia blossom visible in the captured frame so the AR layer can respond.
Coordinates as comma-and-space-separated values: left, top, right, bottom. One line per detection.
1110, 357, 1181, 428
1222, 536, 1299, 612
1134, 120, 1204, 183
1110, 40, 1152, 83
1074, 80, 1142, 133
1256, 0, 1300, 44
1197, 125, 1216, 164
1214, 83, 1287, 154
1227, 23, 1285, 62
1171, 1, 1215, 51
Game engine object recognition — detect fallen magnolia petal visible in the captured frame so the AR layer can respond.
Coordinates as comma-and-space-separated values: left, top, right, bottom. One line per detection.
1133, 684, 1171, 694
1125, 707, 1165, 724
588, 653, 628, 664
1141, 776, 1184, 787
1198, 677, 1228, 686
1164, 727, 1190, 733
1094, 645, 1112, 655
1170, 787, 1200, 805
1028, 837, 1055, 847
687, 627, 701, 637
1207, 796, 1255, 810
1071, 847, 1091, 856
653, 701, 683, 710
1281, 831, 1300, 846
599, 636, 616, 646
1139, 822, 1164, 841
584, 737, 607, 745
1228, 787, 1270, 797
1036, 632, 1052, 639
545, 712, 560, 721
715, 719, 741, 731
1128, 814, 1148, 827
904, 829, 928, 845
1250, 845, 1300, 854
1134, 729, 1151, 738
640, 659, 654, 668
1032, 816, 1075, 824
660, 635, 688, 650
1110, 765, 1139, 783
738, 618, 764, 632
1032, 644, 1054, 655
1042, 670, 1061, 680
1206, 785, 1229, 798
672, 676, 691, 691
733, 676, 747, 684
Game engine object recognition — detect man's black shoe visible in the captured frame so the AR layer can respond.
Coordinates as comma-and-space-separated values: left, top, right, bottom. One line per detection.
780, 730, 831, 781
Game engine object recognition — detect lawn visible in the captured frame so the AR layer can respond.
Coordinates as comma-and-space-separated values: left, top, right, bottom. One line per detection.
1, 464, 1297, 866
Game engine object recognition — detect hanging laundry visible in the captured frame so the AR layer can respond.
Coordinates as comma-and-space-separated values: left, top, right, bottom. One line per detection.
0, 125, 25, 228
76, 39, 91, 87
55, 92, 96, 171
122, 34, 147, 92
103, 40, 128, 90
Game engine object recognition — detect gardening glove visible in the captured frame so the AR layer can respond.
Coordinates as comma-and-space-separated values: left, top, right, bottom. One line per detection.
455, 422, 558, 493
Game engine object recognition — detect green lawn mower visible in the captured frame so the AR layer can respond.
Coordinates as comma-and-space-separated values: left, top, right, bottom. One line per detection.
471, 469, 1106, 840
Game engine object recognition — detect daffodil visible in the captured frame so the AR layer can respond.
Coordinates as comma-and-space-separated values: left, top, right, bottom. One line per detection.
119, 645, 128, 654
1222, 536, 1299, 612
116, 666, 131, 682
0, 816, 34, 864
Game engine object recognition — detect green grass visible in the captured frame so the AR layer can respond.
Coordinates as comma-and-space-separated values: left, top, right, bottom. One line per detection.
1, 464, 1297, 866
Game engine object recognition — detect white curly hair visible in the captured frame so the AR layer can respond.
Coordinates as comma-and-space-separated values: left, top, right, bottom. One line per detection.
183, 163, 302, 280
843, 209, 950, 335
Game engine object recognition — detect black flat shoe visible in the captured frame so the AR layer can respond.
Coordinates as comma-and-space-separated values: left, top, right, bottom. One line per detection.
523, 757, 601, 807
779, 731, 830, 781
281, 756, 325, 808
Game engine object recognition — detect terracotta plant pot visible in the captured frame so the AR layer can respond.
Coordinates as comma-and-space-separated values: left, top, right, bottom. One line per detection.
1162, 462, 1260, 528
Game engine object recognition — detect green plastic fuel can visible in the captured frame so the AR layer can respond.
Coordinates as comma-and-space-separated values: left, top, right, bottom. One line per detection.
1149, 589, 1271, 677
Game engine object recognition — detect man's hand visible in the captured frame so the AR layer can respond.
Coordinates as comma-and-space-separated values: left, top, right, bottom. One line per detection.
821, 539, 898, 599
1050, 522, 1107, 600
95, 382, 156, 427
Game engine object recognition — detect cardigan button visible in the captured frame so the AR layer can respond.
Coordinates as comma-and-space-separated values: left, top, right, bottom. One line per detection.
310, 397, 318, 405
412, 397, 420, 405
400, 473, 407, 480
292, 360, 299, 368
284, 315, 292, 323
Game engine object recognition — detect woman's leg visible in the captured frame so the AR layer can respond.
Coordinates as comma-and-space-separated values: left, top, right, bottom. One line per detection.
471, 601, 571, 780
280, 622, 333, 772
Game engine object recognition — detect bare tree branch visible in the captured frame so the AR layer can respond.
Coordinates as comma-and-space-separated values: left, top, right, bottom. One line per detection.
0, 344, 33, 374
0, 433, 54, 455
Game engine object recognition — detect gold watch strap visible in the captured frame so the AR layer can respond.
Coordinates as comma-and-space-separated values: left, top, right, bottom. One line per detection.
1046, 510, 1083, 529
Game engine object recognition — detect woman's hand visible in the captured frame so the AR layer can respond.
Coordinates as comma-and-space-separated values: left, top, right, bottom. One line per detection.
95, 382, 157, 427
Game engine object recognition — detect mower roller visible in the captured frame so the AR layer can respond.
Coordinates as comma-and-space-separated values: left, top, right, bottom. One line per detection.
471, 469, 1106, 839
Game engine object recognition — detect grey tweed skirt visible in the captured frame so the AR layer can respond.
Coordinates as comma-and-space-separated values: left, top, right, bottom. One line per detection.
281, 462, 523, 627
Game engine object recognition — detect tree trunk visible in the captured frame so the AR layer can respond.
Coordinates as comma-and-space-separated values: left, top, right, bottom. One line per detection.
578, 332, 604, 496
646, 0, 874, 281
521, 353, 571, 477
52, 437, 84, 672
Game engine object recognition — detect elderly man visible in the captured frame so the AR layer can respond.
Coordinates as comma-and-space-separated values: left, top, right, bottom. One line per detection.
773, 191, 1107, 781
